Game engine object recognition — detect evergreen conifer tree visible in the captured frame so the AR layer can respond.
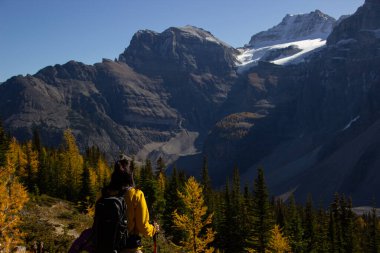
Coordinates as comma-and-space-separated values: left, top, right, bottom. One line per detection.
163, 166, 185, 243
229, 167, 246, 252
285, 195, 305, 253
368, 206, 380, 253
216, 181, 232, 251
304, 195, 316, 252
201, 156, 212, 209
247, 168, 273, 253
0, 120, 9, 167
139, 159, 157, 213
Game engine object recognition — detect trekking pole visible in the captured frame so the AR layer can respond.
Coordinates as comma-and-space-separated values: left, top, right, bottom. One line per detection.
153, 232, 158, 253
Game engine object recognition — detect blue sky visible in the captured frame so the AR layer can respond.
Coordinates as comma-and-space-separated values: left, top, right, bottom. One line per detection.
0, 0, 364, 82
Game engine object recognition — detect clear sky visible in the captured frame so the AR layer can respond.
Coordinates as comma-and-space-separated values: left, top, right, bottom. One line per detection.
0, 0, 364, 82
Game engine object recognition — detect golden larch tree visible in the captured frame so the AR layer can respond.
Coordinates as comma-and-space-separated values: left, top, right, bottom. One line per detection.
60, 129, 84, 198
96, 158, 110, 189
266, 225, 292, 253
0, 149, 29, 251
7, 138, 27, 179
173, 176, 215, 253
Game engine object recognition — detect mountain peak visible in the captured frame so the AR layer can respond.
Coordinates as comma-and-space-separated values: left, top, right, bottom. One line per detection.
118, 25, 237, 76
161, 25, 233, 49
248, 10, 336, 48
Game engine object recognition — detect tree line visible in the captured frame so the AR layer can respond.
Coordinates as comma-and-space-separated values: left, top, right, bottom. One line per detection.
0, 122, 380, 252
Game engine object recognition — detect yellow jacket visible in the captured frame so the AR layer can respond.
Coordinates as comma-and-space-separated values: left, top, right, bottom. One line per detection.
124, 187, 156, 237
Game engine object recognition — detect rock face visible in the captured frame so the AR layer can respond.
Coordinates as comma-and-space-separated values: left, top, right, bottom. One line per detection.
2, 2, 380, 205
119, 26, 238, 131
0, 60, 178, 154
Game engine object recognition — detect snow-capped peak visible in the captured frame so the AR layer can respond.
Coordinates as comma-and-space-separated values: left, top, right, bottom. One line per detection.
236, 10, 336, 73
248, 10, 336, 48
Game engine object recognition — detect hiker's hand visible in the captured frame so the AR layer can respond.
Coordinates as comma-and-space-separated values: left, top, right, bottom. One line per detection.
154, 222, 160, 233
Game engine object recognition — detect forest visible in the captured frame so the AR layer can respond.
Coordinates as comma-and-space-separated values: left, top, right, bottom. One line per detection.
0, 123, 380, 253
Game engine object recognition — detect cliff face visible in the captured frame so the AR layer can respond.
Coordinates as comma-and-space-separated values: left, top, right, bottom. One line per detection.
119, 26, 238, 131
0, 60, 178, 154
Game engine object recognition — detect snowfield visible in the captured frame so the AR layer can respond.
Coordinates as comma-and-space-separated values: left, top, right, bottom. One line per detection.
236, 38, 327, 72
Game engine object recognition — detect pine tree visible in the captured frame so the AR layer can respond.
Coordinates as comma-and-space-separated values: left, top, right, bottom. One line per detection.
155, 157, 166, 219
274, 199, 286, 229
229, 166, 245, 252
314, 207, 329, 253
304, 195, 316, 252
285, 195, 304, 253
201, 156, 212, 209
247, 168, 273, 253
80, 162, 93, 202
0, 120, 10, 167
340, 195, 356, 253
368, 206, 380, 253
163, 166, 185, 244
23, 140, 39, 192
173, 176, 215, 253
139, 159, 157, 214
242, 183, 254, 250
328, 206, 338, 253
355, 215, 366, 252
215, 181, 232, 251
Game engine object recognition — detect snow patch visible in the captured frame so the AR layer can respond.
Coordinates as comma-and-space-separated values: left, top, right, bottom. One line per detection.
342, 115, 360, 131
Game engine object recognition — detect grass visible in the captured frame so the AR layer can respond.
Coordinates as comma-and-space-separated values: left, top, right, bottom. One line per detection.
21, 194, 93, 252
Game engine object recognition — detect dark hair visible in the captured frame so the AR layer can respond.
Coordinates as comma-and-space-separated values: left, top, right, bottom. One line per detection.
107, 160, 135, 191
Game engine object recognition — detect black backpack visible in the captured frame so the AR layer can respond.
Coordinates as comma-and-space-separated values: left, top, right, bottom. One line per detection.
93, 191, 129, 253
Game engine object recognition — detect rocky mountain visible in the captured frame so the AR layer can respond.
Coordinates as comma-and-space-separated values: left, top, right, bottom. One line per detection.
0, 26, 237, 164
205, 0, 380, 205
2, 1, 380, 205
